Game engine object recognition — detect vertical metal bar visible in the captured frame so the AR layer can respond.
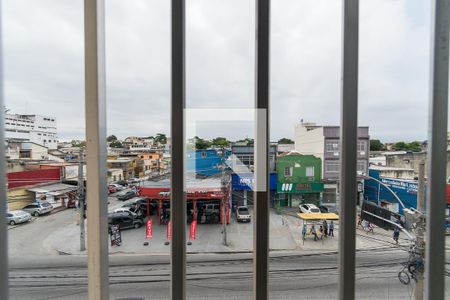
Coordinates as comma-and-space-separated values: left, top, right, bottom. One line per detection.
171, 0, 186, 299
338, 0, 359, 299
84, 1, 109, 299
0, 2, 9, 299
254, 0, 270, 299
425, 0, 450, 299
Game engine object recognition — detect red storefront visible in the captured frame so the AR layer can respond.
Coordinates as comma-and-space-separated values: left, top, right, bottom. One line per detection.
138, 186, 230, 225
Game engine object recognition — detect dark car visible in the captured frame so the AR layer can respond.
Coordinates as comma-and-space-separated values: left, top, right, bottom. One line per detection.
318, 205, 329, 213
115, 180, 129, 187
108, 212, 144, 231
117, 190, 136, 201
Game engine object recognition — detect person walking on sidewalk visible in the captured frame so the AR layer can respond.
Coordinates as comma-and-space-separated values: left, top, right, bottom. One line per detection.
329, 220, 335, 237
393, 226, 400, 244
323, 220, 328, 237
310, 225, 318, 241
302, 224, 307, 241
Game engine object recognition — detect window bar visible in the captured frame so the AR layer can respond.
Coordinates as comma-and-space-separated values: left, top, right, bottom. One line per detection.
0, 2, 9, 299
425, 0, 450, 299
84, 1, 109, 299
338, 0, 359, 299
171, 0, 186, 299
254, 0, 270, 299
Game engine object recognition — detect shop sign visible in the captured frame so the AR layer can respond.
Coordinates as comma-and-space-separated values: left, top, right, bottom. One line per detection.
146, 219, 153, 239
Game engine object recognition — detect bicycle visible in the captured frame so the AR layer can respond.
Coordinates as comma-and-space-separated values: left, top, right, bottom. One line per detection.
398, 262, 413, 285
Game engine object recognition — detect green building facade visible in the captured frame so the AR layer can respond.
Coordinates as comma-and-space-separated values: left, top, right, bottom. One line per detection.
276, 153, 324, 207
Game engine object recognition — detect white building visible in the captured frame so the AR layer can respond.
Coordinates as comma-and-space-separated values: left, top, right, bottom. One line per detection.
5, 114, 58, 149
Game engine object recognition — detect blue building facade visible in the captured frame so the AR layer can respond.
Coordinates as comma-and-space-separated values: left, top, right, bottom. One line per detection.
364, 169, 419, 214
186, 149, 230, 177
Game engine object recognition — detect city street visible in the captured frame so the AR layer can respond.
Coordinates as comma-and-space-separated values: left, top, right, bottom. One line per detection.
8, 249, 450, 299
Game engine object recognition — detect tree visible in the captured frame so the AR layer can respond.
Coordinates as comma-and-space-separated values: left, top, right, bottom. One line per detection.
71, 140, 86, 147
392, 141, 423, 152
211, 137, 230, 147
154, 133, 167, 144
109, 140, 123, 148
278, 138, 294, 144
107, 135, 117, 142
235, 138, 254, 146
370, 139, 384, 151
195, 136, 211, 149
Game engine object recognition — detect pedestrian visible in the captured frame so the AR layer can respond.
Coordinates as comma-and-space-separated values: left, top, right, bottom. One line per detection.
329, 220, 334, 237
310, 225, 318, 241
323, 220, 328, 237
319, 225, 324, 240
367, 222, 374, 234
302, 224, 307, 241
357, 215, 362, 229
393, 226, 400, 244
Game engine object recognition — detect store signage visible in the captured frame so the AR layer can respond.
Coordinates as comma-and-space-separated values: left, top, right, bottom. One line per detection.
110, 225, 121, 246
277, 182, 324, 193
146, 219, 153, 239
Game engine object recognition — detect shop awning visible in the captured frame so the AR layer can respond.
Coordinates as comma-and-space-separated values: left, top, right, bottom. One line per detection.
297, 213, 339, 220
28, 183, 78, 196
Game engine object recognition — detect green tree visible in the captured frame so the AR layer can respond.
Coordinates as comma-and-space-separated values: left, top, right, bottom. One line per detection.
370, 139, 384, 151
211, 137, 230, 147
107, 135, 117, 142
195, 136, 211, 149
236, 138, 254, 146
278, 138, 294, 144
393, 141, 408, 151
109, 140, 123, 148
71, 140, 86, 147
407, 141, 422, 152
154, 133, 167, 144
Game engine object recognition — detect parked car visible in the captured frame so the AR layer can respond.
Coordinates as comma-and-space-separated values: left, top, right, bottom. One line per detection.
299, 203, 321, 214
22, 201, 53, 217
113, 207, 140, 218
6, 210, 31, 225
117, 190, 137, 201
235, 206, 251, 222
127, 178, 141, 185
202, 203, 220, 216
115, 180, 129, 187
318, 205, 329, 213
121, 197, 154, 215
109, 183, 124, 192
108, 212, 144, 231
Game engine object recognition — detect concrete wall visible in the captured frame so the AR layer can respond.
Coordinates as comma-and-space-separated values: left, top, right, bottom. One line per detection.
294, 125, 324, 174
385, 151, 450, 178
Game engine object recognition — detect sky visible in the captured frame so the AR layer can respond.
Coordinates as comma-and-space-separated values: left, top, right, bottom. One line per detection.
3, 0, 447, 143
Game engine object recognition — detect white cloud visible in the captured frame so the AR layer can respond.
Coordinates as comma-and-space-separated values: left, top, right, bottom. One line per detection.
3, 0, 438, 143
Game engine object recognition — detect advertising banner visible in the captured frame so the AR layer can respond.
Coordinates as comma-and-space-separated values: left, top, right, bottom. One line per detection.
167, 221, 172, 240
189, 220, 197, 240
109, 225, 121, 246
146, 219, 153, 239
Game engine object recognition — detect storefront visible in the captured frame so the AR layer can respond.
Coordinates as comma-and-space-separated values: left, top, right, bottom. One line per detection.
138, 177, 230, 225
231, 173, 277, 208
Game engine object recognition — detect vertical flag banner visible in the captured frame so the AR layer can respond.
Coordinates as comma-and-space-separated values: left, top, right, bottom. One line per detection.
189, 220, 197, 240
146, 219, 153, 239
167, 220, 172, 240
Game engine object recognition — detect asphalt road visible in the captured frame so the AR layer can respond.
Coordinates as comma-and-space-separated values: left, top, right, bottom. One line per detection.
9, 248, 450, 299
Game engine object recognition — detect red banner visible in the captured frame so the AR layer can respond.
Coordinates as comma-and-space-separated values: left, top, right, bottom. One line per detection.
146, 219, 153, 239
167, 221, 172, 240
189, 220, 197, 240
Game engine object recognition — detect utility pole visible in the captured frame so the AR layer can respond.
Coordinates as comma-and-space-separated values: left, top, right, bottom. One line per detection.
414, 160, 425, 299
78, 149, 86, 252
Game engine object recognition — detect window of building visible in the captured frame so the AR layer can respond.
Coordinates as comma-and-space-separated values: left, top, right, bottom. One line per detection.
326, 140, 339, 152
357, 160, 367, 173
284, 166, 293, 176
325, 161, 340, 173
357, 140, 366, 153
306, 166, 314, 177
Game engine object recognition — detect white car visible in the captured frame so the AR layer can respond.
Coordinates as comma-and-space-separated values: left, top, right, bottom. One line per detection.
113, 207, 138, 218
235, 206, 251, 222
299, 203, 321, 214
6, 210, 32, 225
109, 183, 125, 191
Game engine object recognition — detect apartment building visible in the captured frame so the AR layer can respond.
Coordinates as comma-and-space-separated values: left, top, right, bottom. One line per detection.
294, 121, 369, 204
5, 113, 58, 149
